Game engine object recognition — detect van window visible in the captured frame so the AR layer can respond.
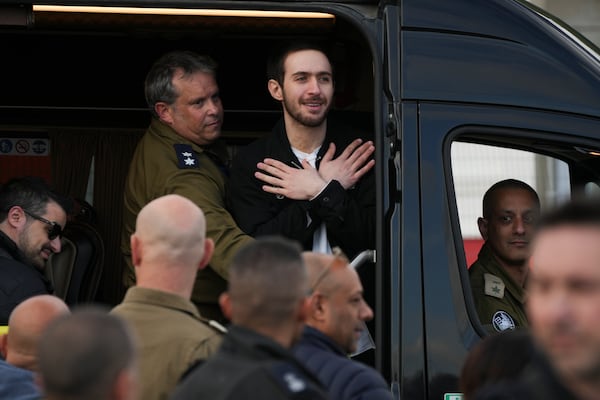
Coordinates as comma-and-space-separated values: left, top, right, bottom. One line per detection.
450, 137, 574, 333
451, 141, 569, 266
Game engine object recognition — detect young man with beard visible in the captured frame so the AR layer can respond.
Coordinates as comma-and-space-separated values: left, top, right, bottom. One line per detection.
469, 179, 541, 333
0, 176, 70, 325
227, 42, 375, 260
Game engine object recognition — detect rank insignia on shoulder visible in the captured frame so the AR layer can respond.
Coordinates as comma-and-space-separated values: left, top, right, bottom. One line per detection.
484, 273, 505, 299
174, 144, 199, 169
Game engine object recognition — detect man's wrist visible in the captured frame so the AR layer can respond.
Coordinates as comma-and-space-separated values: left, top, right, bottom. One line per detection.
310, 180, 332, 201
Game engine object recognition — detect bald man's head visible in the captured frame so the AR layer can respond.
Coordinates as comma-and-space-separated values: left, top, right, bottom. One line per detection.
303, 252, 344, 294
1, 295, 70, 371
135, 194, 206, 266
302, 251, 373, 354
131, 194, 214, 295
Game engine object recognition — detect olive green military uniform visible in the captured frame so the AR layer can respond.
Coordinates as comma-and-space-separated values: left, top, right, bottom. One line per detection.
111, 287, 225, 400
469, 244, 528, 333
121, 118, 253, 321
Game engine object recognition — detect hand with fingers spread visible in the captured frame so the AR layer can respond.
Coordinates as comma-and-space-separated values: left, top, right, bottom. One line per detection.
318, 138, 375, 189
255, 158, 328, 200
226, 43, 376, 259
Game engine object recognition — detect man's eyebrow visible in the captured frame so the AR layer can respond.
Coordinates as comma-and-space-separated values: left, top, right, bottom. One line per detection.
291, 71, 332, 77
498, 209, 516, 214
188, 92, 217, 105
498, 208, 538, 215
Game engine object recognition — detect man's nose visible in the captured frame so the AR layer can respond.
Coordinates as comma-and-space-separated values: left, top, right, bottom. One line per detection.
50, 236, 62, 253
307, 77, 321, 94
206, 98, 220, 114
545, 290, 573, 325
514, 216, 526, 234
361, 301, 374, 321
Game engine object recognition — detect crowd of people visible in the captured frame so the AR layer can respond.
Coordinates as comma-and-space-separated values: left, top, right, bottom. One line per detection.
1, 41, 600, 400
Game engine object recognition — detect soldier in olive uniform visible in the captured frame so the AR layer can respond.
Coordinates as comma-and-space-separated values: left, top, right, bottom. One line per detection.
469, 179, 540, 332
113, 195, 225, 400
121, 51, 253, 322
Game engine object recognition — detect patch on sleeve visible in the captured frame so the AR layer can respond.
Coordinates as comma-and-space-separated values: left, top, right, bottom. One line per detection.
484, 273, 505, 299
492, 310, 516, 332
268, 362, 309, 395
174, 144, 199, 169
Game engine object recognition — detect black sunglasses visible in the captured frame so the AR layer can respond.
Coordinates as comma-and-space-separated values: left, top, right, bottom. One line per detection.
22, 209, 63, 240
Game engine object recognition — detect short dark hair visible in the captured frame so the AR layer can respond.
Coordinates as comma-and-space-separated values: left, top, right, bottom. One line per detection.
482, 179, 540, 218
145, 50, 218, 118
228, 236, 307, 328
266, 41, 334, 86
459, 330, 534, 399
0, 176, 72, 223
38, 306, 137, 400
537, 196, 600, 230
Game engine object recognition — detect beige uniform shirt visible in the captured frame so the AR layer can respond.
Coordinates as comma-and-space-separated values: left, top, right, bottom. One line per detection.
469, 244, 528, 332
111, 287, 225, 400
121, 118, 253, 316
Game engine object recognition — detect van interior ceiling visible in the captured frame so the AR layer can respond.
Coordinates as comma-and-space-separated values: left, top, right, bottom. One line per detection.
0, 4, 374, 134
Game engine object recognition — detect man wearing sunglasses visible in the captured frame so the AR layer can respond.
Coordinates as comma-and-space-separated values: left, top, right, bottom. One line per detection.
0, 176, 71, 325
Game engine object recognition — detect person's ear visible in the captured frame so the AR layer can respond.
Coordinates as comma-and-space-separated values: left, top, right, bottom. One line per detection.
155, 102, 173, 124
267, 79, 283, 101
6, 206, 26, 230
130, 234, 142, 268
34, 372, 44, 395
112, 368, 138, 400
0, 333, 8, 359
219, 292, 233, 320
311, 293, 328, 323
198, 238, 215, 270
296, 296, 311, 324
477, 217, 489, 241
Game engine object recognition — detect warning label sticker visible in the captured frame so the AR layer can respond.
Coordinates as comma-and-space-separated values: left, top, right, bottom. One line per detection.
0, 138, 49, 156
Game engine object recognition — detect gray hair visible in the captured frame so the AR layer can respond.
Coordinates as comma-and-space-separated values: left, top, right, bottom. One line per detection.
144, 50, 218, 118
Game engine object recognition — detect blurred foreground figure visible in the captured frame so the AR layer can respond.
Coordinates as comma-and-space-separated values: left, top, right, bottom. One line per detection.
0, 295, 70, 400
37, 307, 138, 400
476, 198, 600, 400
459, 330, 534, 399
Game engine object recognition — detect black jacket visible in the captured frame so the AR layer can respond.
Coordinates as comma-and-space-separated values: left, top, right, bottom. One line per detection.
293, 326, 393, 400
474, 350, 578, 400
0, 231, 52, 325
171, 325, 329, 400
227, 117, 375, 259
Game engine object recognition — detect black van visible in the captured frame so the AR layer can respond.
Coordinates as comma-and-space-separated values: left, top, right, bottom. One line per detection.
3, 0, 600, 398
